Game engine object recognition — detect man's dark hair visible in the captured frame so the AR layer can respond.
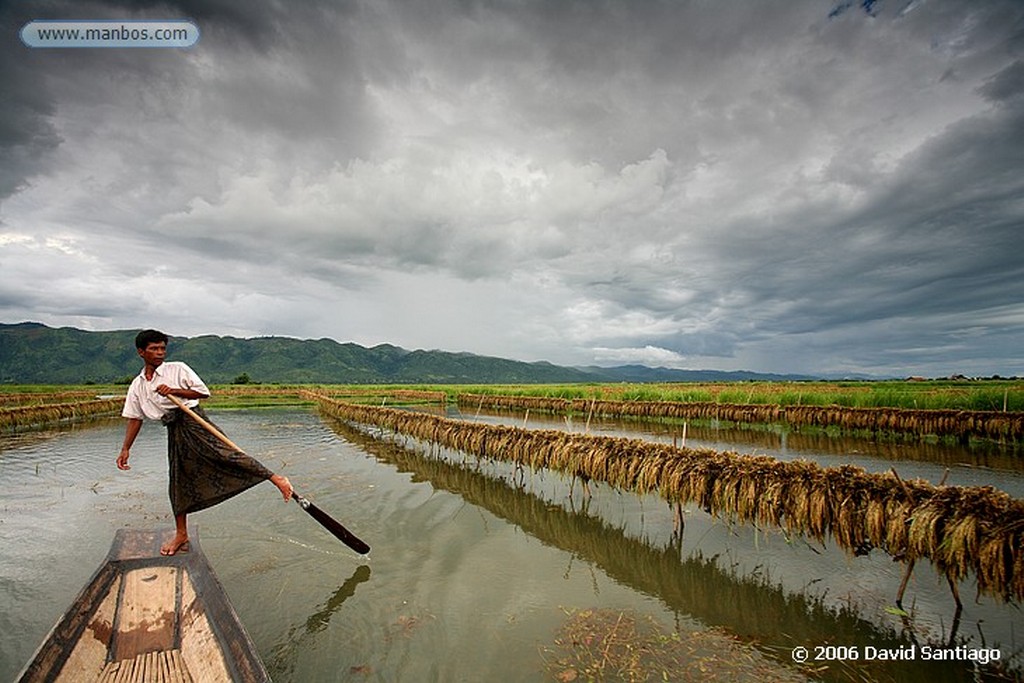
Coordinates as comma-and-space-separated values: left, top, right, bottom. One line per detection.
135, 329, 169, 350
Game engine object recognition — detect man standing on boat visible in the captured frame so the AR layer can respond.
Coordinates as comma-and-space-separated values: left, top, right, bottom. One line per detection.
117, 329, 293, 555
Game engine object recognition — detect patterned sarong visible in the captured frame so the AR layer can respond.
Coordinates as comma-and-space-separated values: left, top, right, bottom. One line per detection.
162, 406, 274, 515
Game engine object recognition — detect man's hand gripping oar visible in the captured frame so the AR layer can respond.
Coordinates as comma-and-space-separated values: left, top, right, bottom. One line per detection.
166, 394, 371, 555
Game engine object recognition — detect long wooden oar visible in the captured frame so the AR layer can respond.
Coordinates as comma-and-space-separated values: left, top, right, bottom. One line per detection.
166, 394, 370, 555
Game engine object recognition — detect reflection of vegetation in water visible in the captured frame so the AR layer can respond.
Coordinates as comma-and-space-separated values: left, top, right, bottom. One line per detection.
0, 415, 122, 451
326, 418, 1021, 682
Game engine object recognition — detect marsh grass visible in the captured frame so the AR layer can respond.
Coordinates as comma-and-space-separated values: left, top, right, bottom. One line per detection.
540, 608, 808, 682
0, 398, 124, 430
440, 381, 1024, 412
4, 378, 1019, 444
6, 380, 1021, 412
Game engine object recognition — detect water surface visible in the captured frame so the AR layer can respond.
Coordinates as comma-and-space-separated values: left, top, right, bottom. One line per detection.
1, 408, 1021, 681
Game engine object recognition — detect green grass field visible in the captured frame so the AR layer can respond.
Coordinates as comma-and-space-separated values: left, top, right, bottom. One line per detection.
409, 379, 1024, 412
2, 379, 1022, 412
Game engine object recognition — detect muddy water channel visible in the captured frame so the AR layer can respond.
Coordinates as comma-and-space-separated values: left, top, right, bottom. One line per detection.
1, 407, 1021, 681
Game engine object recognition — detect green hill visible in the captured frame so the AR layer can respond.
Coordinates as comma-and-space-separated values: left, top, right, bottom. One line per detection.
0, 322, 600, 384
0, 322, 820, 384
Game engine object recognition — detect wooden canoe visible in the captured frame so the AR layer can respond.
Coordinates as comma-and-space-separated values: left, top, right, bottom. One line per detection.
18, 529, 270, 683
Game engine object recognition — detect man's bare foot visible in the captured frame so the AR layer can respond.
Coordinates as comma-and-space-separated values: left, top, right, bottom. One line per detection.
160, 534, 190, 556
270, 474, 293, 501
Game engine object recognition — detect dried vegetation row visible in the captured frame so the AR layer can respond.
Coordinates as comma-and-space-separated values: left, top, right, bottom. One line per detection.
0, 390, 103, 406
458, 393, 1024, 443
0, 398, 125, 430
310, 391, 1024, 603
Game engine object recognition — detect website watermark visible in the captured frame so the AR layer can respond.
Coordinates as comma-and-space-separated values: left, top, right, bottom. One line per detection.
20, 20, 200, 49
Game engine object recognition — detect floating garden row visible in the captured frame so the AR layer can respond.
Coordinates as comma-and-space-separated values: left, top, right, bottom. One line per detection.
0, 390, 106, 406
310, 391, 1024, 603
457, 393, 1024, 443
0, 398, 125, 430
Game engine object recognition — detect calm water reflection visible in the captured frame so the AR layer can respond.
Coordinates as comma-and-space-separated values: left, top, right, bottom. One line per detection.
1, 408, 1021, 682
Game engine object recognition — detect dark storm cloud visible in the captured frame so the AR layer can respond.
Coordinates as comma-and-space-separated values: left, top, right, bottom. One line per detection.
0, 6, 63, 199
0, 74, 62, 200
2, 0, 1022, 375
1, 0, 376, 199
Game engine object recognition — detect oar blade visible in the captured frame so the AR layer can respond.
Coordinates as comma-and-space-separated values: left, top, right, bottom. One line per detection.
293, 493, 370, 555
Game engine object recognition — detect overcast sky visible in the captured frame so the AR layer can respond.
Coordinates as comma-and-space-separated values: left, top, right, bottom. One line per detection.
2, 0, 1023, 377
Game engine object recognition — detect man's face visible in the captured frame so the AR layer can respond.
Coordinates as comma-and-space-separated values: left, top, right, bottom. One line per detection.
138, 341, 167, 367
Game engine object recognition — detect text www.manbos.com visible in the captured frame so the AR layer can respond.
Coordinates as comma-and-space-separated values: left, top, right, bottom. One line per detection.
21, 20, 200, 48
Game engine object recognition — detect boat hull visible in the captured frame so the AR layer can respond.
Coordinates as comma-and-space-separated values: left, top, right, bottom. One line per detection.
18, 529, 270, 682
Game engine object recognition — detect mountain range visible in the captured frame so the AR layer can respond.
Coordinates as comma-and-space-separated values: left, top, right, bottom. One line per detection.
0, 322, 814, 384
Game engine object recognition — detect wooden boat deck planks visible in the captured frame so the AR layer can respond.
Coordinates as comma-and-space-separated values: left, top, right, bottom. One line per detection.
98, 649, 192, 683
18, 529, 269, 683
112, 565, 179, 661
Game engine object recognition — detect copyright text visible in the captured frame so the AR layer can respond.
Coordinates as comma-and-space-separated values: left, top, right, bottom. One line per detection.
792, 644, 1001, 666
